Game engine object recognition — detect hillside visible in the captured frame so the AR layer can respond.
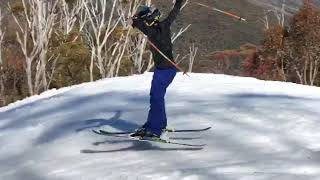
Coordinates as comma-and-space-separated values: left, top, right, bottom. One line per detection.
248, 0, 320, 13
155, 0, 265, 72
1, 73, 320, 179
156, 0, 320, 72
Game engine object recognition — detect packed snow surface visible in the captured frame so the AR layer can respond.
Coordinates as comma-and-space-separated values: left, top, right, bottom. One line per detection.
1, 73, 320, 180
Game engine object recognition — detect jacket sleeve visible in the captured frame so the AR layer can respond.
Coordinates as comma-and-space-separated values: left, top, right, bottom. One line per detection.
163, 0, 183, 26
132, 17, 150, 35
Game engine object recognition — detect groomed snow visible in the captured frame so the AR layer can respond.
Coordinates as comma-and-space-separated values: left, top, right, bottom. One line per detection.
1, 73, 320, 180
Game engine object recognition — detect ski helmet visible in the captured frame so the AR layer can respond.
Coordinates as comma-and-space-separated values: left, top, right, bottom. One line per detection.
136, 5, 152, 19
136, 5, 161, 26
145, 8, 161, 26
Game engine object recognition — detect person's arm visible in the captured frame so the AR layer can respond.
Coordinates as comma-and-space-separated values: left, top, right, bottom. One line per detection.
129, 16, 151, 35
163, 0, 183, 26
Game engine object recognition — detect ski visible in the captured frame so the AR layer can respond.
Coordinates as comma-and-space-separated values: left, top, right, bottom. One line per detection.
166, 126, 211, 133
92, 130, 205, 147
129, 136, 206, 147
93, 126, 211, 136
92, 129, 128, 137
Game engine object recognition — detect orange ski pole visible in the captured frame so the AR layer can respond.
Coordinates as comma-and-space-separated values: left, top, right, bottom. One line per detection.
196, 3, 247, 22
147, 39, 189, 76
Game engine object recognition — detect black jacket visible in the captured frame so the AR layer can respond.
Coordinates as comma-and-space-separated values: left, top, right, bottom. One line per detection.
132, 0, 183, 69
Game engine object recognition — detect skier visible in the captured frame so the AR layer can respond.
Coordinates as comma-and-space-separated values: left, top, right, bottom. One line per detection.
128, 0, 184, 139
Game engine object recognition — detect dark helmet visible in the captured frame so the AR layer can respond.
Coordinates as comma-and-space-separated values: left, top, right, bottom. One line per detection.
136, 5, 152, 18
136, 5, 161, 26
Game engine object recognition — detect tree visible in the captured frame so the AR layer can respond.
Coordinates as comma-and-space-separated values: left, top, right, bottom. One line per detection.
260, 0, 286, 31
10, 0, 58, 95
247, 25, 286, 80
58, 0, 86, 40
245, 0, 320, 86
284, 0, 320, 85
83, 0, 121, 80
188, 43, 198, 73
49, 0, 92, 88
0, 8, 5, 105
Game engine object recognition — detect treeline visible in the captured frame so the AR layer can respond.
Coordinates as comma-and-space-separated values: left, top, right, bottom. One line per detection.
0, 0, 195, 107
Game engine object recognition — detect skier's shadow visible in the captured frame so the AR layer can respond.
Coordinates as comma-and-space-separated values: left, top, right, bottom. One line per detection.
76, 110, 139, 132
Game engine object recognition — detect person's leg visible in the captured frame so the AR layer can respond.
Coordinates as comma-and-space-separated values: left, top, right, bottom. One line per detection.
143, 68, 176, 136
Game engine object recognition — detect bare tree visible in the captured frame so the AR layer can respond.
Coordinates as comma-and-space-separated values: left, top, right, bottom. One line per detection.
188, 43, 198, 72
260, 10, 271, 30
0, 8, 5, 105
0, 9, 4, 65
10, 0, 58, 95
182, 0, 189, 9
84, 0, 191, 78
116, 0, 152, 74
172, 0, 189, 9
127, 0, 154, 74
290, 47, 320, 86
83, 0, 121, 80
58, 0, 86, 41
171, 0, 191, 42
171, 24, 191, 42
260, 0, 286, 30
273, 0, 286, 27
103, 0, 142, 77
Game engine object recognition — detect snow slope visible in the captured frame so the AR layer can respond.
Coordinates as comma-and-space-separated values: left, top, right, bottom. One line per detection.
1, 73, 320, 180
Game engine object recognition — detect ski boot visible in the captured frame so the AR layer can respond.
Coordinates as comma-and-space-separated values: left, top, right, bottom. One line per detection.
129, 127, 160, 140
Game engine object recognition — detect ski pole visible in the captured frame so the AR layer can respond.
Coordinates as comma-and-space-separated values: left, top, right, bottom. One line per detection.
146, 39, 189, 76
196, 3, 247, 22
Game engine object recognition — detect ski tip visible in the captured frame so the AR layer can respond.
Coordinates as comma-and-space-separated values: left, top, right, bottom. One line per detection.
168, 126, 212, 132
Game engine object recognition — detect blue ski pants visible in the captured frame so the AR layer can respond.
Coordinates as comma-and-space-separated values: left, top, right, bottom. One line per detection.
143, 67, 177, 136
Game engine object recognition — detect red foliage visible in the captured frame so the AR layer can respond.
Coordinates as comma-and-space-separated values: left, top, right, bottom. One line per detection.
209, 44, 258, 75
